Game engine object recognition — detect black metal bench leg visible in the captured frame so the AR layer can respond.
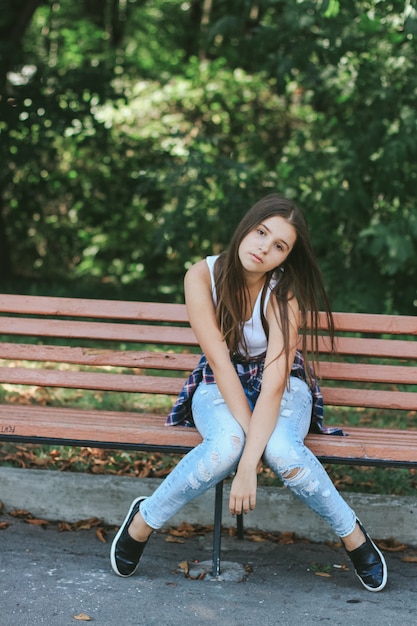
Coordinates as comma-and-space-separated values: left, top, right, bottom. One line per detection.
236, 512, 244, 540
212, 480, 223, 576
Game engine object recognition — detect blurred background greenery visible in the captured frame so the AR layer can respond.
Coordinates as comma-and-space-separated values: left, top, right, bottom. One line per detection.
1, 0, 417, 312
1, 1, 416, 494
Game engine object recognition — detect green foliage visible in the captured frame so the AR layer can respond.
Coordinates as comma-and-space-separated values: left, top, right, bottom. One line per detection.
0, 0, 416, 312
204, 0, 417, 312
95, 59, 295, 289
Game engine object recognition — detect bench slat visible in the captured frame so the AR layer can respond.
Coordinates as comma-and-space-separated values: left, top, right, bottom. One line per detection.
0, 317, 196, 345
317, 361, 417, 385
0, 367, 183, 395
0, 295, 189, 322
321, 311, 417, 335
0, 343, 198, 371
307, 428, 417, 464
321, 386, 417, 410
317, 336, 417, 359
0, 405, 200, 448
1, 405, 416, 464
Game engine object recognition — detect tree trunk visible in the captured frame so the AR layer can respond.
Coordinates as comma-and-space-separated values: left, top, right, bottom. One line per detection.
0, 202, 12, 280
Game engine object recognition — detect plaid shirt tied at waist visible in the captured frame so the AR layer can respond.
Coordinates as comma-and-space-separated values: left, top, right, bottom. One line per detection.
166, 350, 343, 436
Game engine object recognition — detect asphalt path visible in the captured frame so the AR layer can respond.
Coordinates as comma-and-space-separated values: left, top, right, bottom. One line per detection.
1, 514, 417, 626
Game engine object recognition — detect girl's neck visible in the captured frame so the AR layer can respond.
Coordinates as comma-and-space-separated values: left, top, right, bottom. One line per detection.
243, 270, 267, 290
242, 275, 266, 321
243, 272, 266, 289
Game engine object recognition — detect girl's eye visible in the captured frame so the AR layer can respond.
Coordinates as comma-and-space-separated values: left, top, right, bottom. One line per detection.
257, 228, 265, 236
275, 243, 283, 251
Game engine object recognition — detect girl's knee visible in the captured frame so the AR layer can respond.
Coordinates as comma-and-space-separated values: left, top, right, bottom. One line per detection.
217, 431, 245, 466
202, 430, 244, 471
187, 433, 244, 489
264, 438, 305, 477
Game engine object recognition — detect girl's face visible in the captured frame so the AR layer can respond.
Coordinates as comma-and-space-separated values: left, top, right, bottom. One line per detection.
238, 215, 297, 278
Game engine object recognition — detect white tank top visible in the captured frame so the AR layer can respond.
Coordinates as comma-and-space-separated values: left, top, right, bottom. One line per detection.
206, 255, 276, 357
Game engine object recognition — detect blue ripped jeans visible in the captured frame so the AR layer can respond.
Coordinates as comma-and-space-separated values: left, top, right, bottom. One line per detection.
140, 376, 356, 539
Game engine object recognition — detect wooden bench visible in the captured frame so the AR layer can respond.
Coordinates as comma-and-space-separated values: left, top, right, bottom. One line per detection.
0, 294, 416, 575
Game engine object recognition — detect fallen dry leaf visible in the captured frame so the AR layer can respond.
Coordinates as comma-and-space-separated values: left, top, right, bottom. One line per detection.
168, 522, 196, 538
169, 528, 191, 537
314, 572, 332, 578
402, 555, 417, 563
166, 535, 184, 544
23, 518, 49, 528
378, 538, 407, 552
72, 613, 93, 621
278, 531, 295, 545
0, 521, 11, 530
95, 527, 107, 543
177, 521, 195, 532
56, 518, 105, 533
72, 517, 102, 530
178, 560, 189, 575
9, 509, 32, 519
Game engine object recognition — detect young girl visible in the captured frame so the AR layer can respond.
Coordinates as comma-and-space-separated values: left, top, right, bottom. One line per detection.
111, 193, 387, 592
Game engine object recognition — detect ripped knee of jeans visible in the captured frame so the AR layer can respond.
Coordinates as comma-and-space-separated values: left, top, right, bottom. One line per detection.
186, 434, 243, 490
231, 433, 243, 453
282, 467, 301, 480
281, 465, 320, 495
186, 451, 220, 490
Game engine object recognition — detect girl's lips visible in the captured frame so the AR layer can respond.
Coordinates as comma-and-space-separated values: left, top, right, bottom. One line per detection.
250, 253, 263, 263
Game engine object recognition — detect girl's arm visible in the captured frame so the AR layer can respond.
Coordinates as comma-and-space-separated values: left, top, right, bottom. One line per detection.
229, 294, 300, 516
184, 260, 252, 433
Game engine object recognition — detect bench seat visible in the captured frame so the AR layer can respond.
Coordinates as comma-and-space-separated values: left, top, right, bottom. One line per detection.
1, 403, 416, 466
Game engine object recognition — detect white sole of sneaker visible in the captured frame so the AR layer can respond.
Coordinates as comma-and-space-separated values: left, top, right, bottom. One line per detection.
355, 520, 388, 592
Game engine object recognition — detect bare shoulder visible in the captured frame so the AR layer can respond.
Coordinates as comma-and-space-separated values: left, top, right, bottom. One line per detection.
183, 258, 224, 352
184, 259, 214, 309
185, 258, 209, 282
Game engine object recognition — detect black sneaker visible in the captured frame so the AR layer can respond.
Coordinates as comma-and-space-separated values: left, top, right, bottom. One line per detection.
110, 497, 149, 577
346, 519, 387, 592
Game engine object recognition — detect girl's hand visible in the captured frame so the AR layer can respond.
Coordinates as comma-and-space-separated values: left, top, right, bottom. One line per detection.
229, 467, 257, 515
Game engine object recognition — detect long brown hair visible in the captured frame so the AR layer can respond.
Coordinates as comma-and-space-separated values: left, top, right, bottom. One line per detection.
213, 193, 335, 380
